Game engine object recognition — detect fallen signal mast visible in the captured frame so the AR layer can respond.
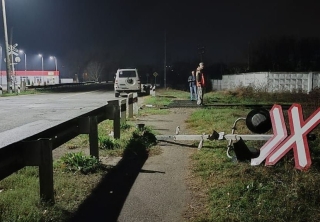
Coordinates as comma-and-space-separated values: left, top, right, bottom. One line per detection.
155, 104, 319, 171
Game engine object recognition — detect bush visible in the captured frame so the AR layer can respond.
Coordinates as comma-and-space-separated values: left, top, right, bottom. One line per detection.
59, 152, 102, 174
99, 136, 121, 150
123, 128, 157, 157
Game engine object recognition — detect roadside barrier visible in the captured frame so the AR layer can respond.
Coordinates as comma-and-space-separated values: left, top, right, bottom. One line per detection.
128, 92, 138, 118
0, 96, 139, 203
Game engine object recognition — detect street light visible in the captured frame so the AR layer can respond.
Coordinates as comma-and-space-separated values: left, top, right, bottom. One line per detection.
38, 54, 43, 72
0, 45, 2, 86
50, 56, 57, 71
19, 50, 26, 71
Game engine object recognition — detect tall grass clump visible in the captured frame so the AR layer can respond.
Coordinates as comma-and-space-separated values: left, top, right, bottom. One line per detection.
123, 127, 157, 157
58, 152, 103, 174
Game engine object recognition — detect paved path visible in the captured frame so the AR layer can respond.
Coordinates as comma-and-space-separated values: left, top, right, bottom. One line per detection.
69, 109, 197, 222
118, 146, 192, 222
118, 109, 196, 222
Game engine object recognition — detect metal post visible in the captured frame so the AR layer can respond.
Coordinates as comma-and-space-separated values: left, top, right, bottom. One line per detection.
0, 45, 2, 86
54, 57, 57, 71
50, 56, 57, 71
1, 0, 11, 92
38, 139, 54, 203
120, 99, 126, 124
24, 52, 26, 71
89, 116, 99, 159
128, 93, 133, 118
78, 116, 98, 158
164, 30, 166, 88
114, 102, 121, 139
107, 100, 121, 139
10, 45, 15, 92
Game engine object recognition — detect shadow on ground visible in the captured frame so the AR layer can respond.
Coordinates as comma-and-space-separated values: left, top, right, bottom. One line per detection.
68, 149, 149, 222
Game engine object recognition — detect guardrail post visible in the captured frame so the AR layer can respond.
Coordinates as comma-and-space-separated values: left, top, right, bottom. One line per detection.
22, 138, 54, 203
107, 100, 121, 139
150, 85, 156, 96
0, 85, 2, 95
39, 139, 54, 203
79, 116, 99, 158
133, 92, 138, 115
120, 99, 126, 123
89, 116, 98, 158
128, 93, 133, 118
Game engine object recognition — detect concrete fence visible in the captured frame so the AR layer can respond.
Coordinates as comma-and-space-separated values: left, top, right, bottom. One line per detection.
211, 72, 320, 93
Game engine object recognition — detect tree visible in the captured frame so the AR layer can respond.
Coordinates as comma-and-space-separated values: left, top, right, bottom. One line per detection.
63, 49, 87, 79
85, 61, 104, 82
250, 36, 320, 72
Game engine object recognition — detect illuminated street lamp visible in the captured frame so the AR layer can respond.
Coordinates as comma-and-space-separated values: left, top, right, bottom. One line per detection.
50, 56, 57, 71
19, 50, 26, 71
38, 54, 43, 72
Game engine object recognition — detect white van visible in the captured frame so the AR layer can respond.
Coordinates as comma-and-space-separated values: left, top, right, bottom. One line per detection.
114, 68, 141, 97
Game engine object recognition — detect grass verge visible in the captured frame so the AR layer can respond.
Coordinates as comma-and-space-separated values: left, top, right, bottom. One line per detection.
0, 120, 158, 221
1, 87, 319, 221
186, 88, 320, 222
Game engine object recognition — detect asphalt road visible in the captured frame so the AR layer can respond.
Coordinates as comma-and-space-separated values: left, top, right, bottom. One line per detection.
0, 89, 116, 133
0, 89, 117, 148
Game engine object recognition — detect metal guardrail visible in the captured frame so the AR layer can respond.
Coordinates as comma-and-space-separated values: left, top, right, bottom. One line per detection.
0, 93, 138, 203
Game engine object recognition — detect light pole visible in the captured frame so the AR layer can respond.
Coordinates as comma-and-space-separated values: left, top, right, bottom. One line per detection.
0, 45, 2, 86
164, 30, 166, 88
50, 56, 57, 71
19, 50, 26, 71
1, 0, 12, 92
38, 54, 43, 73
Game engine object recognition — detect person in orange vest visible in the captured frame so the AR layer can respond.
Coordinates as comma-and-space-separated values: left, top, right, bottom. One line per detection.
196, 62, 205, 105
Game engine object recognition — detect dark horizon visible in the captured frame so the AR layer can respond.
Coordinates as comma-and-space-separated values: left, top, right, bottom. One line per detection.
0, 0, 319, 78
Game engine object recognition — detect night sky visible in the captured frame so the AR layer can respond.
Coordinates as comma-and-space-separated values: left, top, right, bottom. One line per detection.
1, 0, 320, 72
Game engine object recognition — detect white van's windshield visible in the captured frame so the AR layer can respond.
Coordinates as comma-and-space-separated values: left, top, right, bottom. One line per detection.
119, 70, 136, 78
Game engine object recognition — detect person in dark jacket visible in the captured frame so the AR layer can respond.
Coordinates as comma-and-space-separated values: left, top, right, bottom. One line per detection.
188, 71, 197, 101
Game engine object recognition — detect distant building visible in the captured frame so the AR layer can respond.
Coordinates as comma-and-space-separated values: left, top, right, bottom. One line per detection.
0, 71, 60, 87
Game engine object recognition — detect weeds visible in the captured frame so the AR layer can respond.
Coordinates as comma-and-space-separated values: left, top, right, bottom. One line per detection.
58, 152, 102, 174
99, 136, 120, 150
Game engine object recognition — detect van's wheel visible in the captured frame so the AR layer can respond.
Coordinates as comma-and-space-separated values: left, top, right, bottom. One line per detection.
115, 92, 120, 97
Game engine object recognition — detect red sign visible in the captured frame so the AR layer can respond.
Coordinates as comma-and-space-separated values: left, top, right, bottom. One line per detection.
251, 104, 320, 170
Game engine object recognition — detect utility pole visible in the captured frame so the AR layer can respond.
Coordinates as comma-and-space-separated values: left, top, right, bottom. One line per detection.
1, 0, 11, 92
10, 27, 15, 92
164, 30, 167, 88
198, 46, 205, 62
247, 41, 251, 71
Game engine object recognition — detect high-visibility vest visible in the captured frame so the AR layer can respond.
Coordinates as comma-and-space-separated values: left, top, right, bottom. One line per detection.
197, 73, 205, 87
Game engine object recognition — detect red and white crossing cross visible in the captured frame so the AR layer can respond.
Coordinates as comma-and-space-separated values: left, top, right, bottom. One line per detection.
251, 104, 288, 166
266, 103, 320, 170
